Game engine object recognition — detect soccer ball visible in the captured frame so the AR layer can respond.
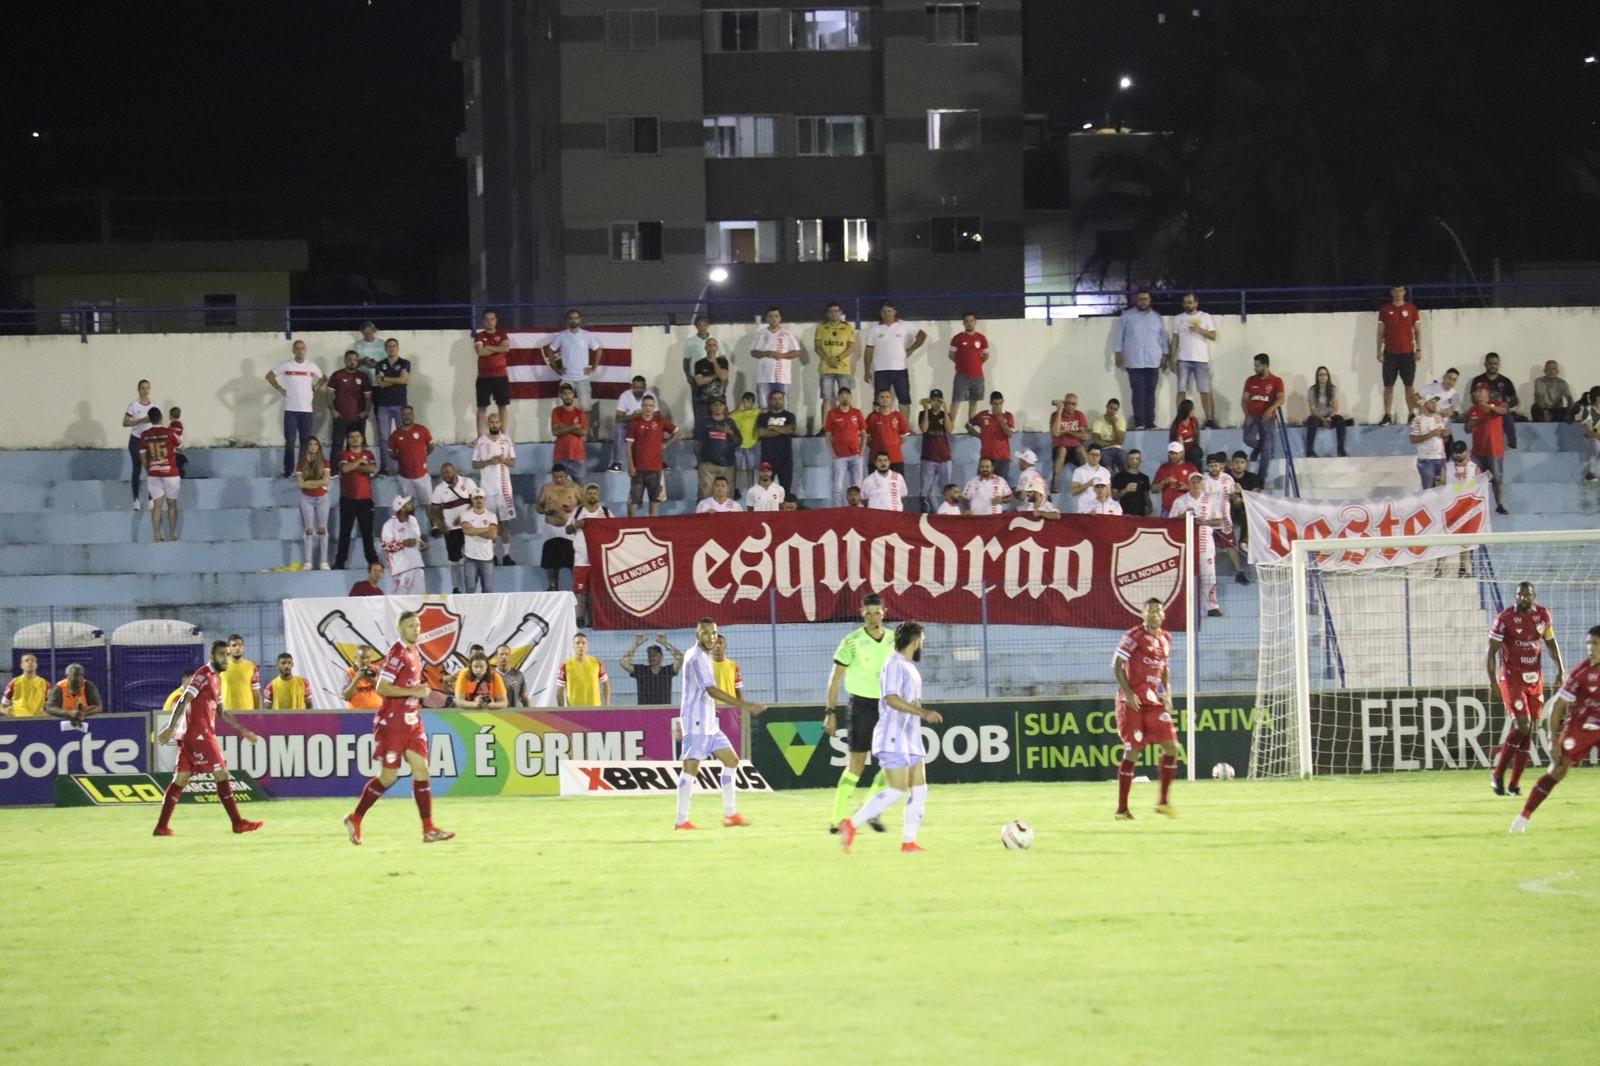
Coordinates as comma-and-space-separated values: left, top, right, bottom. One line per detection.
1000, 820, 1034, 850
1211, 762, 1237, 780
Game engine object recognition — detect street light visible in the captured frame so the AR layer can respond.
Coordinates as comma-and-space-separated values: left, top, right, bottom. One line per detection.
694, 267, 730, 320
1118, 75, 1133, 90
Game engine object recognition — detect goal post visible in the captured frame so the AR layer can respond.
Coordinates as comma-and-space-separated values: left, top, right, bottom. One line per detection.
1253, 528, 1600, 779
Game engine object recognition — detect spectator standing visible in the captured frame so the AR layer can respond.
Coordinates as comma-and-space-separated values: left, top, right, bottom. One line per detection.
1203, 452, 1251, 584
967, 391, 1016, 481
746, 464, 786, 511
866, 389, 913, 475
352, 321, 386, 369
751, 308, 802, 410
1409, 394, 1450, 491
427, 463, 479, 593
550, 383, 590, 479
815, 302, 857, 409
263, 653, 311, 710
1169, 399, 1203, 468
167, 405, 188, 478
495, 645, 531, 708
625, 395, 681, 518
1583, 390, 1600, 482
1091, 398, 1128, 472
1, 654, 48, 717
1241, 353, 1286, 478
609, 376, 654, 472
388, 405, 435, 506
45, 664, 104, 724
860, 452, 910, 511
457, 490, 499, 593
822, 388, 867, 505
556, 633, 610, 708
756, 391, 798, 492
1112, 290, 1170, 430
568, 483, 614, 626
296, 437, 332, 570
1015, 448, 1048, 501
730, 391, 762, 493
1531, 360, 1574, 423
695, 398, 741, 500
681, 315, 712, 395
621, 633, 682, 706
380, 497, 428, 595
1304, 366, 1350, 458
1070, 446, 1113, 513
1111, 450, 1152, 516
140, 407, 183, 543
536, 466, 581, 589
696, 476, 744, 513
862, 302, 927, 422
1154, 442, 1198, 516
1470, 352, 1521, 450
343, 647, 383, 709
1377, 285, 1422, 426
1467, 384, 1511, 515
1049, 394, 1090, 493
1083, 482, 1124, 516
1167, 473, 1227, 617
917, 389, 952, 514
936, 484, 965, 515
266, 340, 324, 479
455, 652, 509, 710
326, 350, 372, 458
371, 338, 412, 474
349, 561, 386, 597
221, 635, 261, 713
1226, 451, 1263, 543
473, 309, 513, 439
962, 457, 1014, 515
471, 413, 518, 565
947, 313, 990, 427
123, 378, 156, 511
334, 438, 382, 574
690, 336, 730, 428
1168, 292, 1219, 428
1441, 440, 1485, 487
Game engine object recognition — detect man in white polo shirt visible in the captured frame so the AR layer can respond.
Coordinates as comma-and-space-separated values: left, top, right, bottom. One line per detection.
962, 457, 1013, 515
862, 302, 927, 423
545, 308, 604, 433
266, 340, 324, 479
1070, 445, 1113, 513
751, 307, 802, 409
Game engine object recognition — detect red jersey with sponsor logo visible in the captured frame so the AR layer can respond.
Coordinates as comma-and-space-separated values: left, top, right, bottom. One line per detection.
1243, 374, 1285, 417
473, 329, 510, 378
141, 427, 182, 478
339, 449, 376, 501
866, 410, 911, 463
551, 405, 589, 463
949, 331, 989, 378
1052, 408, 1088, 447
1490, 606, 1553, 682
1558, 660, 1600, 729
376, 641, 424, 726
1113, 625, 1171, 710
626, 415, 676, 472
389, 424, 433, 478
968, 410, 1014, 462
182, 663, 224, 740
823, 405, 866, 457
1378, 302, 1419, 354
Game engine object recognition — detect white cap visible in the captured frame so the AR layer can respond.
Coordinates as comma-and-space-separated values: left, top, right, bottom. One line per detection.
393, 495, 413, 511
1167, 441, 1184, 453
1017, 448, 1038, 465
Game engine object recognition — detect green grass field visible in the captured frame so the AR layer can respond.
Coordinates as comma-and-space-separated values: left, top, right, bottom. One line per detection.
3, 773, 1598, 1064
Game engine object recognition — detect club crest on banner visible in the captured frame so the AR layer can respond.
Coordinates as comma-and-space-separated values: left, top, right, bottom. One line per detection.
415, 603, 464, 665
602, 529, 674, 618
1111, 528, 1183, 615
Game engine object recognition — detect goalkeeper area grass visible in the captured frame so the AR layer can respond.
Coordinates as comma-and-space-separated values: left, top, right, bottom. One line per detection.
3, 773, 1597, 1065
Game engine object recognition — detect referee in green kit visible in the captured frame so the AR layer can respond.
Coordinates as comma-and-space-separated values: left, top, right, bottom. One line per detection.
824, 594, 896, 833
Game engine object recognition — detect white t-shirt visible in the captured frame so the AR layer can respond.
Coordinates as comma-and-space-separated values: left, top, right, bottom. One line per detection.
695, 496, 744, 513
615, 389, 654, 426
1071, 464, 1112, 512
1083, 497, 1124, 515
751, 327, 801, 386
1171, 311, 1217, 364
381, 515, 424, 575
457, 509, 498, 561
1442, 458, 1484, 485
1016, 467, 1048, 499
429, 475, 480, 531
1167, 492, 1216, 552
936, 501, 964, 515
962, 475, 1012, 515
1418, 381, 1460, 420
550, 329, 602, 382
272, 359, 322, 413
746, 482, 786, 512
1016, 498, 1061, 516
861, 470, 909, 511
569, 504, 613, 568
472, 434, 518, 503
1410, 413, 1448, 460
862, 321, 920, 373
126, 400, 156, 440
873, 653, 925, 758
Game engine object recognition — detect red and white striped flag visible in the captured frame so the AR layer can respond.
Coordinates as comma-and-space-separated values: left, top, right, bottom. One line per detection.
505, 326, 634, 401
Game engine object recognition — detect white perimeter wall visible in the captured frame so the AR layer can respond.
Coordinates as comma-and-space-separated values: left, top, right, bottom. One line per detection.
6, 306, 1595, 449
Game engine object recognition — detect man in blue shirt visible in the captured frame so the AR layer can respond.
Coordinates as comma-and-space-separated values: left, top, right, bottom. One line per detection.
1113, 290, 1170, 431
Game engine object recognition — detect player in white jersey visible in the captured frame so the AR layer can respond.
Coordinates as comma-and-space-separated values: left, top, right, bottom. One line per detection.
379, 496, 428, 595
859, 451, 909, 511
839, 622, 942, 854
471, 412, 519, 565
674, 617, 768, 830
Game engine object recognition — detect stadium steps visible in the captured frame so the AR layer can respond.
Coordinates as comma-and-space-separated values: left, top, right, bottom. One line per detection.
1314, 573, 1487, 690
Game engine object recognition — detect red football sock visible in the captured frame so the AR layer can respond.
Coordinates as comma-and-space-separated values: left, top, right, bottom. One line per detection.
1520, 774, 1558, 819
1116, 758, 1135, 813
1158, 755, 1177, 805
215, 779, 243, 827
353, 777, 386, 820
1492, 735, 1514, 782
412, 780, 434, 828
1508, 733, 1532, 789
155, 782, 182, 830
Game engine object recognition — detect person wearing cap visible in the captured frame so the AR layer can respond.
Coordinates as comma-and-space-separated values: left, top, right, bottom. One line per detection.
567, 483, 614, 626
1082, 481, 1123, 516
1015, 448, 1047, 501
537, 464, 582, 590
1069, 445, 1112, 514
822, 386, 867, 507
1409, 391, 1451, 491
860, 451, 909, 511
1014, 485, 1061, 519
746, 463, 786, 512
380, 495, 428, 595
457, 489, 499, 593
696, 475, 744, 513
1167, 472, 1228, 617
1153, 441, 1199, 516
1439, 439, 1488, 488
917, 389, 952, 514
1090, 397, 1128, 473
45, 664, 104, 725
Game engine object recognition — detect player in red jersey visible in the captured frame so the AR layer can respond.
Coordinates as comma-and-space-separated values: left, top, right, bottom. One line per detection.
152, 640, 263, 836
1486, 581, 1564, 796
1112, 597, 1181, 819
343, 611, 454, 844
1510, 624, 1600, 833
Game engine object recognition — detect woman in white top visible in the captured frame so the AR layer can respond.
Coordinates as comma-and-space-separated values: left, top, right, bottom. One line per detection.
123, 379, 156, 510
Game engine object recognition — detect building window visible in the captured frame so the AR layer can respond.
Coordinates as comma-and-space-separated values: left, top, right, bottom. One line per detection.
927, 109, 981, 150
606, 116, 660, 155
704, 115, 777, 158
926, 3, 979, 45
610, 222, 664, 262
930, 216, 982, 254
792, 9, 872, 50
605, 8, 659, 50
706, 220, 780, 264
704, 8, 785, 52
795, 218, 876, 262
797, 115, 873, 156
203, 294, 239, 329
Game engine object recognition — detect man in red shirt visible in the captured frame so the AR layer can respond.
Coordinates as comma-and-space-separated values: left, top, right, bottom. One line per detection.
626, 395, 682, 517
822, 386, 867, 506
865, 389, 912, 475
153, 639, 263, 836
388, 405, 435, 510
1153, 441, 1199, 516
333, 428, 380, 569
1376, 284, 1422, 426
1240, 353, 1285, 479
349, 560, 386, 596
1467, 383, 1510, 514
1049, 393, 1089, 493
966, 390, 1015, 481
326, 349, 372, 455
551, 382, 589, 478
947, 313, 990, 427
1113, 598, 1181, 819
140, 407, 184, 543
472, 308, 512, 438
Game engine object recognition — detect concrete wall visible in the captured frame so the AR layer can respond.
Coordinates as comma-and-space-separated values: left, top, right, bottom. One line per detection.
5, 305, 1594, 450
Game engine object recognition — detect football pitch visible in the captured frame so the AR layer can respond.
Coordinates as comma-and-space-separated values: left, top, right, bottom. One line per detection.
3, 774, 1598, 1065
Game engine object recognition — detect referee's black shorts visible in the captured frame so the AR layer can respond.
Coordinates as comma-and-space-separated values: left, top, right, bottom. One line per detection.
847, 694, 879, 754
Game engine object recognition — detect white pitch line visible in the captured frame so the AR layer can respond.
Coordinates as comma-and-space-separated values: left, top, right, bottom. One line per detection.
1519, 871, 1600, 900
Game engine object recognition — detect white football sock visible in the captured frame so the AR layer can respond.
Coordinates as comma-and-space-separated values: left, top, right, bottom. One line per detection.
902, 785, 928, 843
850, 787, 904, 829
676, 771, 694, 824
720, 766, 738, 816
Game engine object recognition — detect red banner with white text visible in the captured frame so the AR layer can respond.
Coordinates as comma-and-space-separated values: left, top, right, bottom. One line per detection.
1242, 481, 1493, 571
581, 513, 1190, 630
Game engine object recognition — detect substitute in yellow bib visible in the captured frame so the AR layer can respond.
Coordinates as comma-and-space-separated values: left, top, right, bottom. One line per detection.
556, 633, 610, 707
221, 634, 261, 711
264, 652, 312, 710
2, 654, 49, 717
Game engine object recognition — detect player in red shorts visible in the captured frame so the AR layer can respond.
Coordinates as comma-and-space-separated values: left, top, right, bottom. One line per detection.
1511, 624, 1600, 833
1486, 581, 1564, 796
1112, 597, 1181, 819
343, 610, 454, 844
153, 640, 263, 836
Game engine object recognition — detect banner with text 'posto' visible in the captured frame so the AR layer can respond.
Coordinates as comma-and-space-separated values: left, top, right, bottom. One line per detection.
0, 715, 148, 807
752, 697, 1265, 788
1242, 481, 1491, 570
582, 512, 1190, 631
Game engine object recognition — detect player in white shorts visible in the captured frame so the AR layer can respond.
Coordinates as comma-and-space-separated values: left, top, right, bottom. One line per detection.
839, 621, 942, 854
471, 412, 519, 565
673, 617, 768, 831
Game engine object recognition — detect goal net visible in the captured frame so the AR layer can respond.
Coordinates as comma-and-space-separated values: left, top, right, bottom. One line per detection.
1253, 530, 1600, 777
